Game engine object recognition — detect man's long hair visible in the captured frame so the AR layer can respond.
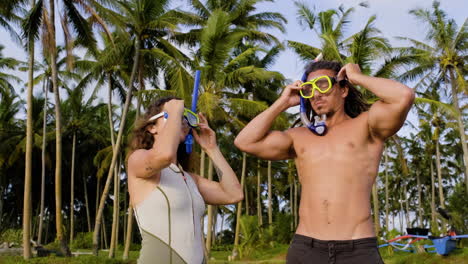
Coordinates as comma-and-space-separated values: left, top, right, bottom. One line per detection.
292, 61, 370, 127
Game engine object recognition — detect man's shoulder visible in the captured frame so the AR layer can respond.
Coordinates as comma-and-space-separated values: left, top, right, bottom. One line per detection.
285, 126, 309, 136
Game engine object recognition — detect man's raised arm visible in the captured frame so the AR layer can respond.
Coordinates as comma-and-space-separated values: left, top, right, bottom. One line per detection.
235, 81, 303, 160
338, 64, 415, 140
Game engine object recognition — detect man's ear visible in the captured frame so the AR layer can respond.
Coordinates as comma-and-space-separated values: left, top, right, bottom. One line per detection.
341, 82, 349, 98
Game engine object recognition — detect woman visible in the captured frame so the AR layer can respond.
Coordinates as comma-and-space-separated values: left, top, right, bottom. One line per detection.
127, 96, 243, 264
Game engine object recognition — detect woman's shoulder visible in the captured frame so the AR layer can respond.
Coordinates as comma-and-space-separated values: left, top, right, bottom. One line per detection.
128, 149, 148, 162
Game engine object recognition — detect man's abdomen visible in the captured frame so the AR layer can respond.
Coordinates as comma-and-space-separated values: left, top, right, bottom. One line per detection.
295, 181, 375, 240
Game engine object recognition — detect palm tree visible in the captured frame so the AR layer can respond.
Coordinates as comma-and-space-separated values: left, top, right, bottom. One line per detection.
384, 1, 467, 192
0, 0, 24, 42
91, 0, 197, 255
267, 160, 272, 226
26, 0, 107, 254
0, 45, 21, 95
178, 0, 286, 47
0, 77, 22, 233
73, 33, 130, 257
22, 0, 37, 257
289, 2, 390, 70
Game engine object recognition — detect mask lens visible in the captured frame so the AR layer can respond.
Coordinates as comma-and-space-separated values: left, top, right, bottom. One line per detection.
184, 109, 199, 127
315, 77, 331, 91
300, 83, 313, 98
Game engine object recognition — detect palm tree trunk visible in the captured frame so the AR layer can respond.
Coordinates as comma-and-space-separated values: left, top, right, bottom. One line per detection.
435, 140, 445, 208
448, 69, 468, 193
430, 158, 438, 230
290, 183, 293, 232
96, 176, 101, 216
294, 179, 298, 229
70, 132, 76, 244
107, 73, 119, 258
435, 139, 447, 233
267, 161, 272, 226
109, 160, 120, 257
114, 160, 122, 253
385, 150, 389, 230
200, 150, 206, 177
107, 73, 116, 148
205, 159, 214, 256
211, 206, 217, 247
49, 0, 70, 256
372, 182, 380, 235
122, 206, 134, 260
399, 194, 404, 233
244, 183, 249, 216
232, 152, 246, 258
83, 175, 91, 232
123, 70, 144, 259
109, 167, 118, 258
416, 171, 423, 226
136, 64, 144, 118
102, 214, 108, 249
257, 160, 262, 226
23, 0, 35, 258
38, 79, 48, 245
123, 182, 127, 244
92, 40, 141, 256
403, 184, 410, 230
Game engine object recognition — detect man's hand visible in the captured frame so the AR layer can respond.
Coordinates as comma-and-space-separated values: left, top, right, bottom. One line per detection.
337, 63, 364, 85
279, 80, 304, 108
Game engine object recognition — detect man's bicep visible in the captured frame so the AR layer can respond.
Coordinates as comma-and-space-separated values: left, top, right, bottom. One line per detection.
368, 100, 412, 140
246, 130, 294, 160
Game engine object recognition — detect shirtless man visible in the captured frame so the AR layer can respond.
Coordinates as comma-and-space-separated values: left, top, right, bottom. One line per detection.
234, 61, 414, 264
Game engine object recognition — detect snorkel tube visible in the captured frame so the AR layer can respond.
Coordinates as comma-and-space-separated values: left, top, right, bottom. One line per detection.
300, 53, 327, 136
185, 70, 201, 153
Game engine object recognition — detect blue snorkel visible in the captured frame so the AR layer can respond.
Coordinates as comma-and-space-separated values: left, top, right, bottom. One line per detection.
185, 70, 201, 153
300, 53, 327, 136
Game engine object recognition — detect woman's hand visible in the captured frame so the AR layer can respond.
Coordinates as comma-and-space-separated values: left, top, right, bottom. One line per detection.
193, 113, 217, 151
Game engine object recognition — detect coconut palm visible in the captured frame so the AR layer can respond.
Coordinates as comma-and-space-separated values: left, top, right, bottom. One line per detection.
382, 1, 467, 191
91, 0, 198, 256
0, 45, 21, 95
0, 87, 22, 232
177, 0, 286, 47
20, 0, 110, 254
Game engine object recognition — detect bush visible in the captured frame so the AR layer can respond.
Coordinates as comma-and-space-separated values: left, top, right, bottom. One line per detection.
0, 229, 22, 246
71, 232, 93, 249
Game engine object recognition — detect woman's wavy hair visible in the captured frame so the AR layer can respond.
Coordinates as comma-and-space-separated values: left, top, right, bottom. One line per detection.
292, 60, 370, 127
127, 96, 191, 169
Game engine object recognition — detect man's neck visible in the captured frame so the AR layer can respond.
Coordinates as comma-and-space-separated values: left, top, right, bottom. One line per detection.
325, 109, 350, 129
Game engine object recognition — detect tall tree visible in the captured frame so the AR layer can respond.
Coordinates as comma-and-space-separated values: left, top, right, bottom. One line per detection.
384, 1, 467, 192
92, 0, 194, 255
22, 0, 37, 257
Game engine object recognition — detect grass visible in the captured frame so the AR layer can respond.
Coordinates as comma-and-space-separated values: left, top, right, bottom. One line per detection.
0, 246, 467, 263
0, 249, 139, 264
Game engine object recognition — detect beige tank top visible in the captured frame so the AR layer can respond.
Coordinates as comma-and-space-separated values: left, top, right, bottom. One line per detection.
134, 164, 206, 264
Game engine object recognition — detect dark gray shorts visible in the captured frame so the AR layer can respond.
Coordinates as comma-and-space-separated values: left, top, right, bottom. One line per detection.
286, 234, 384, 264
